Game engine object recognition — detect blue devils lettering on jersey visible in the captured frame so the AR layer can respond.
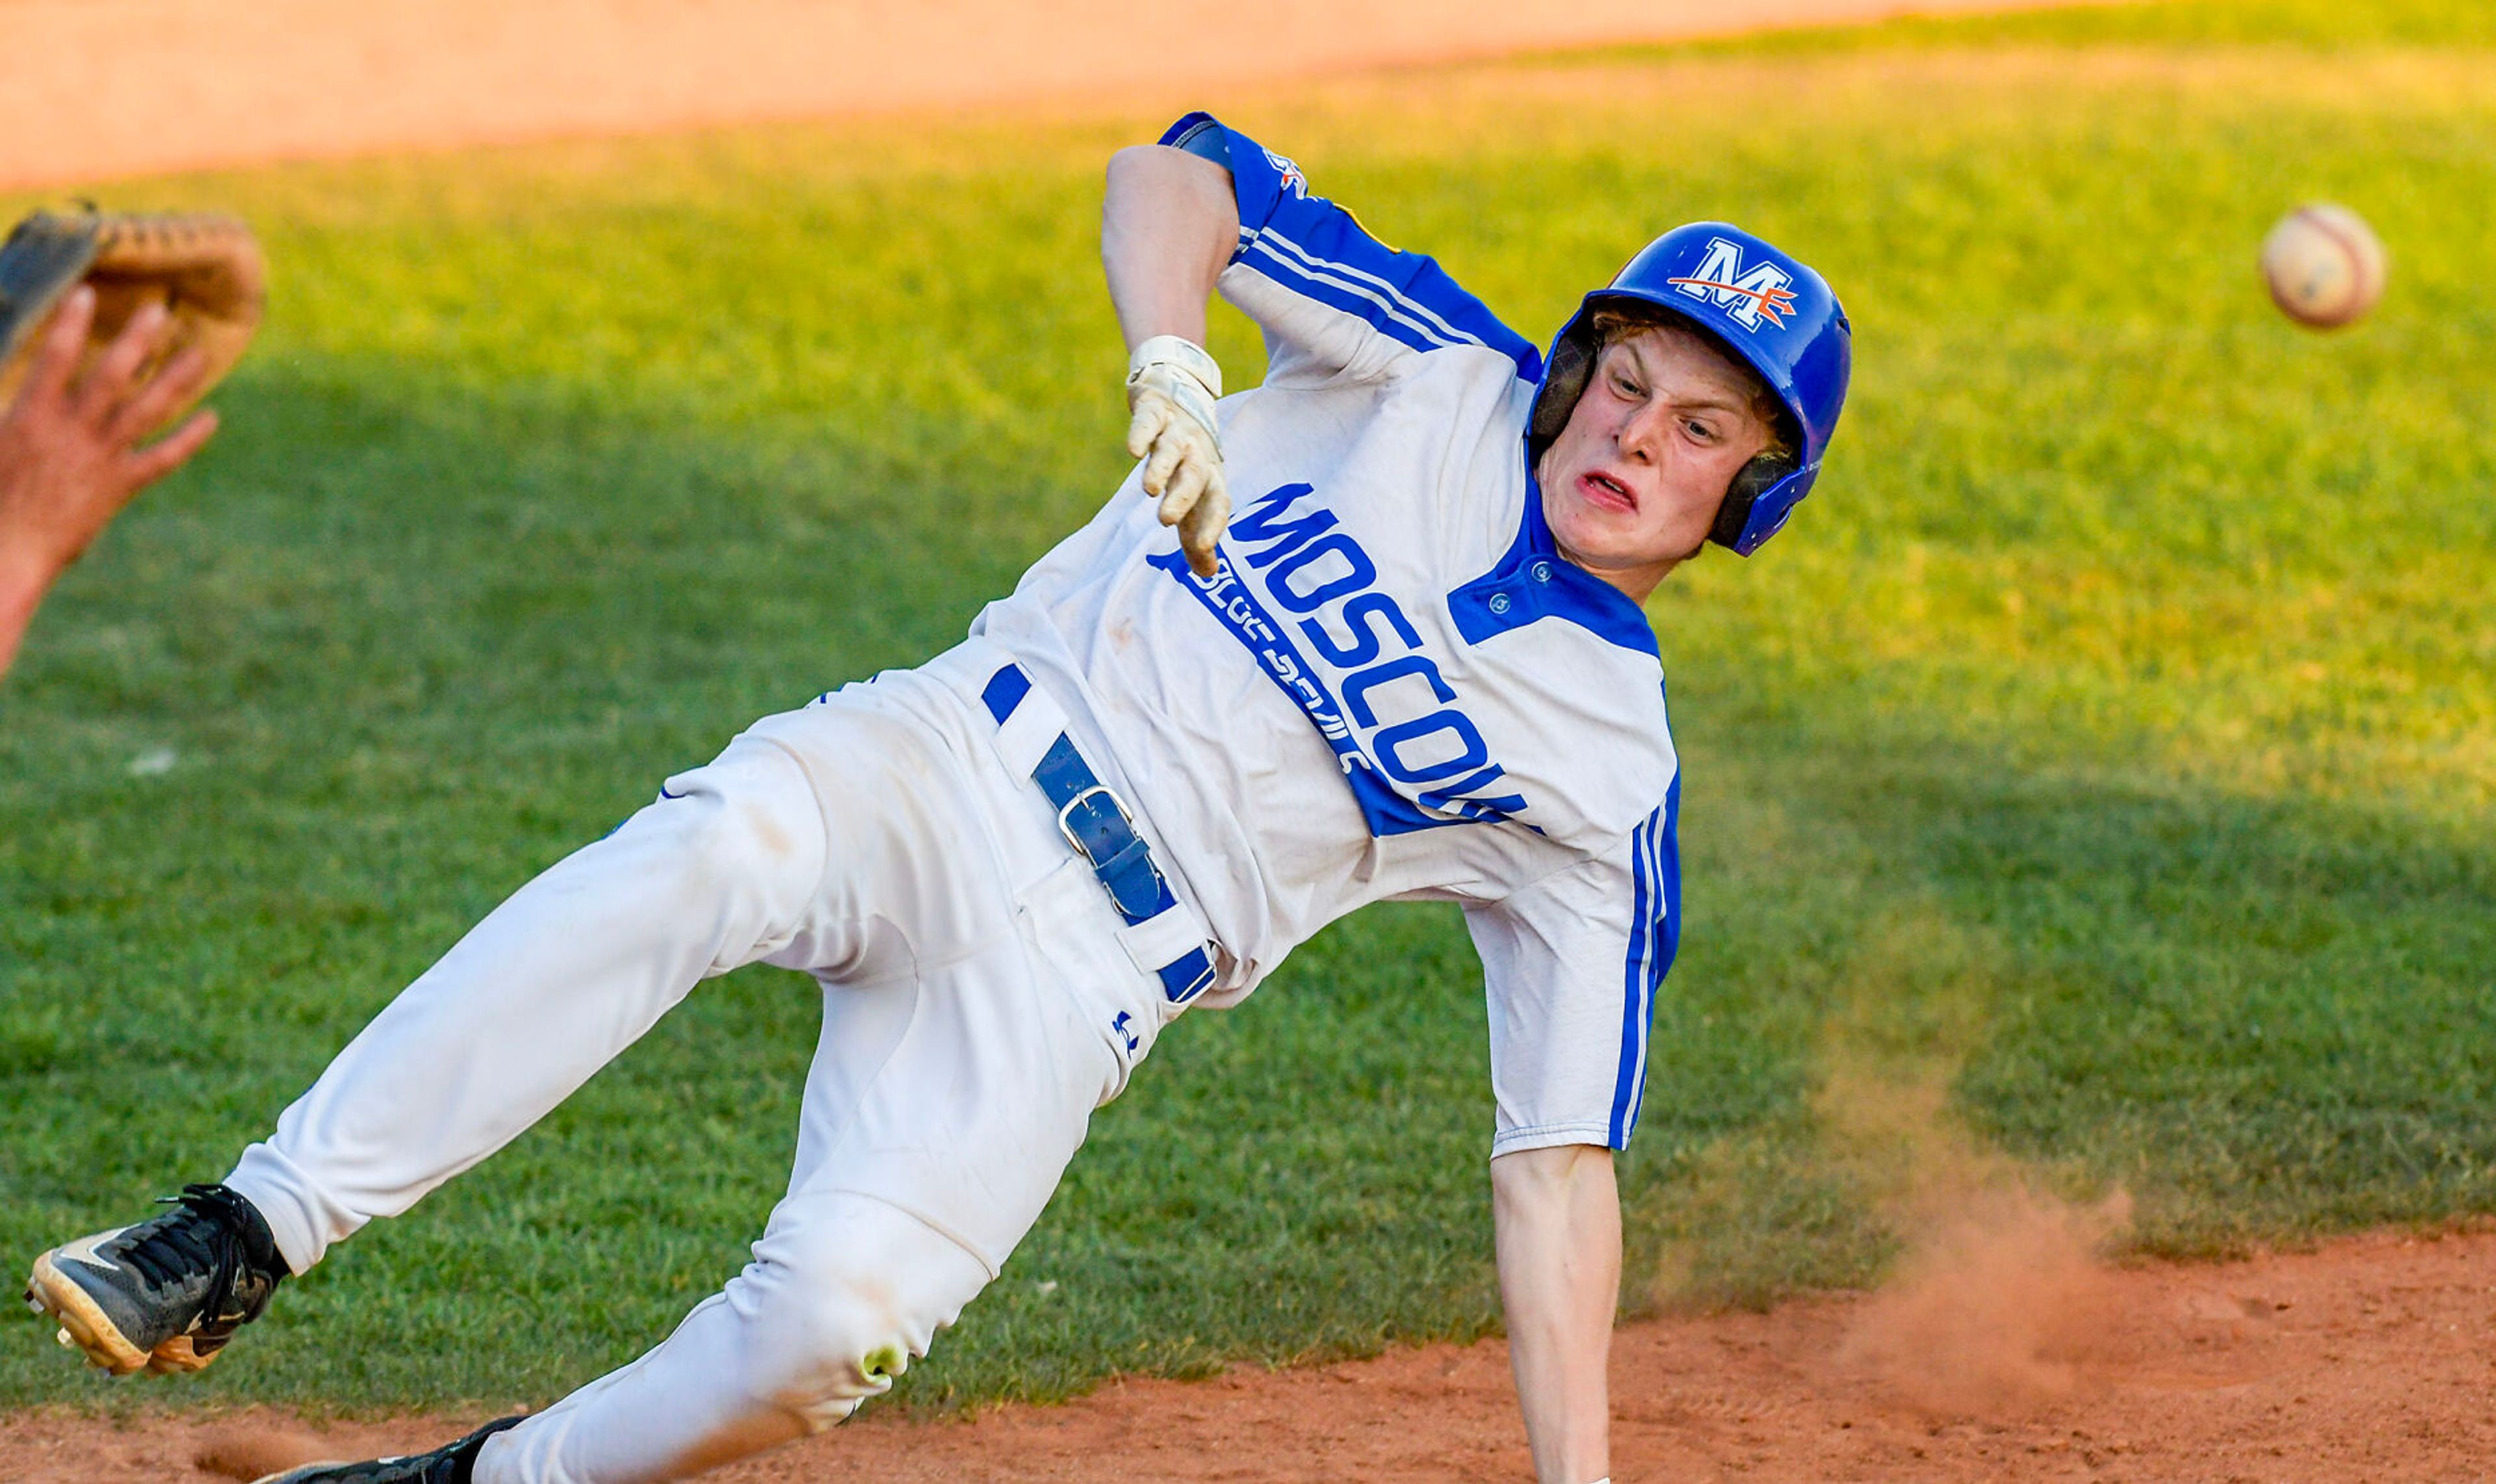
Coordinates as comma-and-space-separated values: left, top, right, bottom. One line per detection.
1152, 482, 1530, 837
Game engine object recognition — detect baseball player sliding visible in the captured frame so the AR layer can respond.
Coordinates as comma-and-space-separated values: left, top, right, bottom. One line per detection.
25, 114, 1849, 1484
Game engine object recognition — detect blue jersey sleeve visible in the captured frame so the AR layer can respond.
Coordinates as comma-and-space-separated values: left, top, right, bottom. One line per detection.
1157, 112, 1541, 386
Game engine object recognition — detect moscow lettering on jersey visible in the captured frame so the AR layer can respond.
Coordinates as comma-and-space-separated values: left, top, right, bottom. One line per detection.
1150, 482, 1529, 837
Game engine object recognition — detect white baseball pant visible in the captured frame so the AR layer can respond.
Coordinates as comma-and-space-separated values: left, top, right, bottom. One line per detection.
222, 640, 1184, 1484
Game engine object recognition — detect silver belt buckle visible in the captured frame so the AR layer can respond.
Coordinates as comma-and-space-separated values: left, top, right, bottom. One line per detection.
1056, 783, 1133, 865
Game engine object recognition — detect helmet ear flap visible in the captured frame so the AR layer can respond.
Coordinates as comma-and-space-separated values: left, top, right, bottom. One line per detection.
1527, 328, 1596, 461
1710, 454, 1793, 551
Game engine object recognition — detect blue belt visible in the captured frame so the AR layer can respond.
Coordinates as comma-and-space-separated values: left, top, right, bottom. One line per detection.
980, 664, 1216, 1006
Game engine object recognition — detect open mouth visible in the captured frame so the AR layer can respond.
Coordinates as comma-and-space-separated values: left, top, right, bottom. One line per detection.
1578, 471, 1637, 513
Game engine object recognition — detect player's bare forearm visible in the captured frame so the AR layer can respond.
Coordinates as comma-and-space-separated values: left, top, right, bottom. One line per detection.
1491, 1143, 1620, 1484
1101, 144, 1238, 353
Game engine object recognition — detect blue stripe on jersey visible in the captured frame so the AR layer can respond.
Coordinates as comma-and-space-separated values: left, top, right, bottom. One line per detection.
1239, 237, 1481, 361
1243, 229, 1490, 356
1610, 815, 1654, 1149
1449, 471, 1663, 659
1156, 112, 1541, 382
1608, 777, 1683, 1149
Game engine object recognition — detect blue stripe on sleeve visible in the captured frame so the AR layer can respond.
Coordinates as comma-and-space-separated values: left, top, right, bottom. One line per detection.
1609, 809, 1656, 1149
1156, 112, 1540, 382
1652, 775, 1685, 990
1609, 779, 1683, 1149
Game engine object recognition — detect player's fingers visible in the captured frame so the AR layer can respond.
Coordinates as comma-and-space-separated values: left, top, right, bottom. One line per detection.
1181, 482, 1229, 578
1140, 427, 1192, 499
19, 285, 96, 411
122, 408, 219, 490
1188, 473, 1229, 539
106, 343, 211, 446
1125, 399, 1171, 462
1156, 458, 1207, 527
73, 299, 170, 420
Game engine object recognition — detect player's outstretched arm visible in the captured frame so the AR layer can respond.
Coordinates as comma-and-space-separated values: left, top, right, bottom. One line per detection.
1102, 144, 1236, 351
1102, 144, 1239, 577
0, 286, 218, 677
1491, 1141, 1621, 1484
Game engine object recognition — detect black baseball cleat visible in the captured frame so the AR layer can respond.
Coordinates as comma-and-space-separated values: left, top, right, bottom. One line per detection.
250, 1417, 526, 1484
23, 1182, 289, 1375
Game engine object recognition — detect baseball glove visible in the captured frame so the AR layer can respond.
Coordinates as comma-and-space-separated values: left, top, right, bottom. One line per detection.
0, 209, 265, 433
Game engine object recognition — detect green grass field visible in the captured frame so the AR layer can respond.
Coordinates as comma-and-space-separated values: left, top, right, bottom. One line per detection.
3, 0, 2491, 1418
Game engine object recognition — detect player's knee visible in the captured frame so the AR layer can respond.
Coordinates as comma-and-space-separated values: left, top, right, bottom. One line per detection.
642, 744, 823, 900
733, 1258, 926, 1433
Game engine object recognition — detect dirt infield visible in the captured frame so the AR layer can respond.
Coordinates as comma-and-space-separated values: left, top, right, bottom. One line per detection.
9, 1225, 2492, 1483
0, 0, 2122, 190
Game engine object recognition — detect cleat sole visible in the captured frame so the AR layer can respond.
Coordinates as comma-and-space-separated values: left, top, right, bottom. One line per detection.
148, 1333, 221, 1374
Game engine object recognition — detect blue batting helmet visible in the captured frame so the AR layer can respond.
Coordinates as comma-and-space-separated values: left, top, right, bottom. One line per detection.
1528, 222, 1851, 556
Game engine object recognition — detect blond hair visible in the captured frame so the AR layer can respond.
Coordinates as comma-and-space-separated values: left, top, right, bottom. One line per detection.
1585, 304, 1793, 461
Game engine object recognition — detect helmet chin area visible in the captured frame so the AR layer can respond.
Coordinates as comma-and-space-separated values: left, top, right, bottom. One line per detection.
1714, 462, 1818, 556
1708, 455, 1789, 552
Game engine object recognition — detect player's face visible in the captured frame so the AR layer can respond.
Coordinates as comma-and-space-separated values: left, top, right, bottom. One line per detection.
1535, 327, 1774, 603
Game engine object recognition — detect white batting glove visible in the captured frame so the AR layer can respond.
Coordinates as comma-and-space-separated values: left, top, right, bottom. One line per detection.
1124, 334, 1228, 579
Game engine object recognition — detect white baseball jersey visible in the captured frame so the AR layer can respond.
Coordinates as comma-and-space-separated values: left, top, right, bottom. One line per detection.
972, 112, 1687, 1156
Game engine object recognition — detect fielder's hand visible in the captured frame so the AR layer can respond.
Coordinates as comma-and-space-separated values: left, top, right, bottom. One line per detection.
1124, 334, 1227, 578
0, 209, 265, 437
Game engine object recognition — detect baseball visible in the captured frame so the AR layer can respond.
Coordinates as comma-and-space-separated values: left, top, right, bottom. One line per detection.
2260, 203, 2387, 328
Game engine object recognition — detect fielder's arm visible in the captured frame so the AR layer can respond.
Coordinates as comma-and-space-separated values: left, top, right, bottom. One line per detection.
1491, 1141, 1620, 1484
0, 288, 217, 679
1100, 144, 1239, 576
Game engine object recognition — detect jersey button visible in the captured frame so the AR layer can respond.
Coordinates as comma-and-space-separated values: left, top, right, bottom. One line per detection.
1487, 592, 1513, 616
1529, 560, 1554, 583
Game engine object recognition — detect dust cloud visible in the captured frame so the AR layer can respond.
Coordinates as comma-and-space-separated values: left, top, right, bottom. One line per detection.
1836, 1180, 2133, 1414
193, 1423, 333, 1480
1802, 911, 2136, 1420
1809, 1055, 2135, 1418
